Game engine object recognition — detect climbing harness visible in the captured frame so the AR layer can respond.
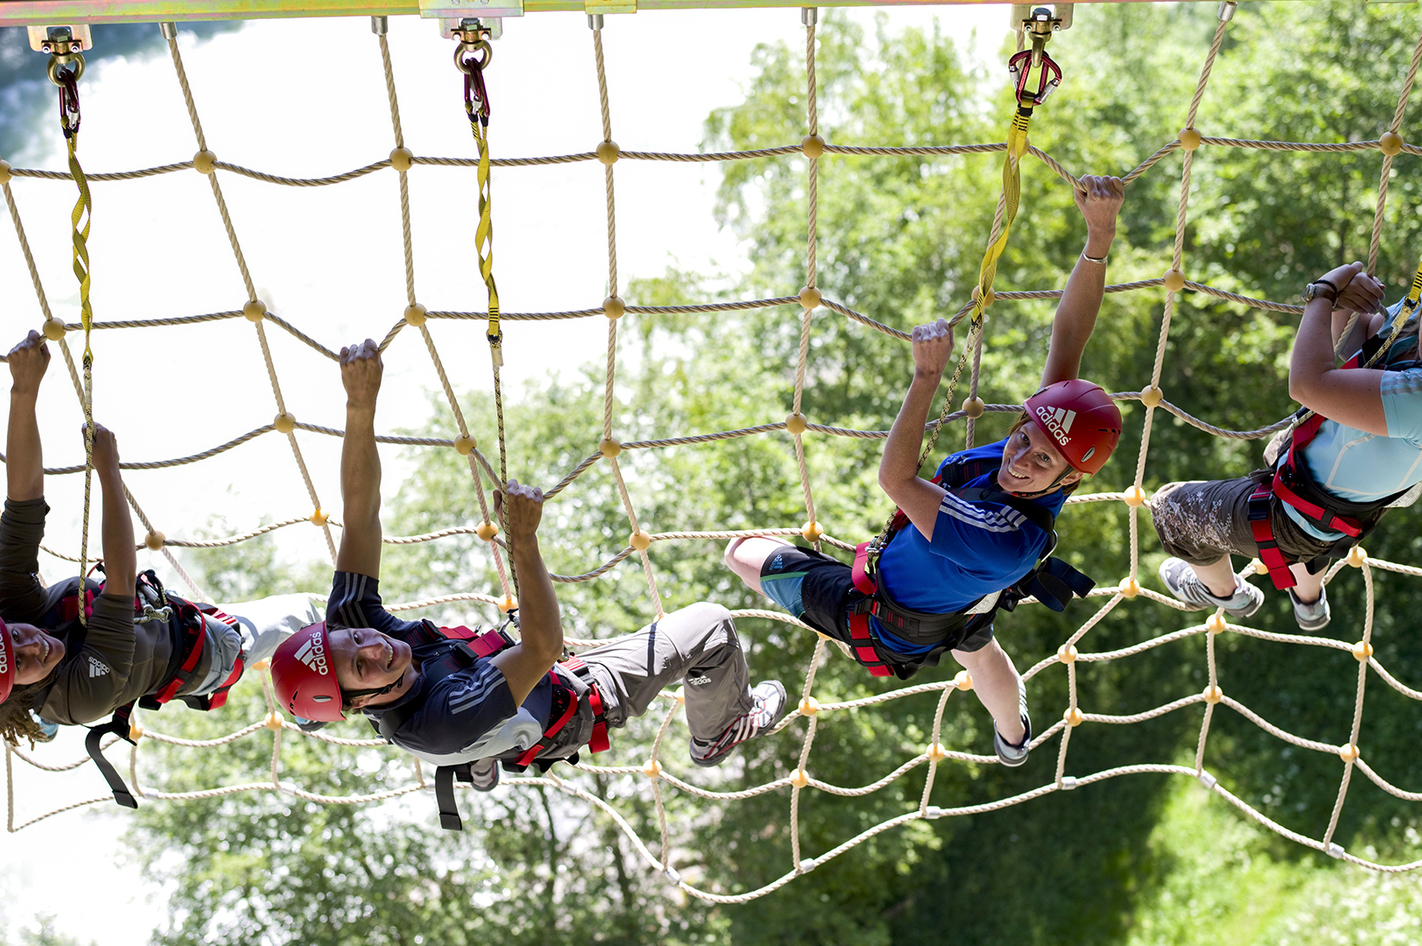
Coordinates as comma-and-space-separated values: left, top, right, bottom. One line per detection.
360, 622, 609, 831
847, 453, 1094, 680
1250, 261, 1422, 590
81, 571, 245, 808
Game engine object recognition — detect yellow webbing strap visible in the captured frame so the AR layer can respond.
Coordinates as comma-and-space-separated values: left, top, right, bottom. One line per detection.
68, 136, 94, 368
969, 105, 1033, 325
467, 100, 502, 368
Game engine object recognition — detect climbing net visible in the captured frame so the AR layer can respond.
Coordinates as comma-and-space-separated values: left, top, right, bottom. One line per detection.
6, 0, 1422, 902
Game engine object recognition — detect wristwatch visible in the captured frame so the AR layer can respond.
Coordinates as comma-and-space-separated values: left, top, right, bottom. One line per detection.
1302, 280, 1338, 304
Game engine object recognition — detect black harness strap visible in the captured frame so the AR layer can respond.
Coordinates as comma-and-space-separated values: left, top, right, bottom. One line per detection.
84, 703, 138, 809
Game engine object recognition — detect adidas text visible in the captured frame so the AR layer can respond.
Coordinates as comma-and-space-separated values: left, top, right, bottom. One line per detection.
295, 636, 331, 676
1036, 405, 1077, 447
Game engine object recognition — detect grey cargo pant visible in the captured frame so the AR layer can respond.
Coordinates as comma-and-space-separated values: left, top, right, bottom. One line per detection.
582, 601, 753, 743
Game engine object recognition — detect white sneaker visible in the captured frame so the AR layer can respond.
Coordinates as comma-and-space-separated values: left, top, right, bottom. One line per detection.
1158, 557, 1264, 618
690, 681, 788, 767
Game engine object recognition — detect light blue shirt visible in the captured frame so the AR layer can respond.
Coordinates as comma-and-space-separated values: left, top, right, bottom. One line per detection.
1284, 302, 1422, 540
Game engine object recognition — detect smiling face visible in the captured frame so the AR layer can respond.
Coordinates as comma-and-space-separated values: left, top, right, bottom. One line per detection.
997, 421, 1084, 495
326, 626, 415, 709
9, 623, 66, 686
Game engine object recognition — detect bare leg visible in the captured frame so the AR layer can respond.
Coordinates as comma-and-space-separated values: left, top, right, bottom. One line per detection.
1187, 555, 1241, 599
723, 536, 795, 596
953, 640, 1024, 744
1288, 562, 1325, 604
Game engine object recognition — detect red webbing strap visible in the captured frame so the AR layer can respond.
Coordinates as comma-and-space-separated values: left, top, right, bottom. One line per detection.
851, 541, 879, 595
560, 656, 610, 753
1248, 481, 1297, 591
1270, 473, 1364, 537
150, 603, 206, 704
203, 656, 245, 711
846, 611, 891, 677
1269, 355, 1367, 537
513, 669, 580, 768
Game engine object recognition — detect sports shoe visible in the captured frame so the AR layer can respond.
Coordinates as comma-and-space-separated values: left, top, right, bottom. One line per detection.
992, 676, 1032, 768
1158, 557, 1264, 618
468, 758, 500, 792
690, 680, 788, 767
1289, 586, 1331, 632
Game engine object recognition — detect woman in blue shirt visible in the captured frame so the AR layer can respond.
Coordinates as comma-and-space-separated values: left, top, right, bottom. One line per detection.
725, 177, 1126, 767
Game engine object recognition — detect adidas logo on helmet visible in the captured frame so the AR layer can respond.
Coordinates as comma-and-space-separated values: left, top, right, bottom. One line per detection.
0, 619, 11, 705
294, 635, 330, 677
1034, 405, 1077, 447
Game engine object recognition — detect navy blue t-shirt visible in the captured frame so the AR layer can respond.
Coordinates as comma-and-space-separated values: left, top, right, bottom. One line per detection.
874, 438, 1063, 653
327, 571, 554, 762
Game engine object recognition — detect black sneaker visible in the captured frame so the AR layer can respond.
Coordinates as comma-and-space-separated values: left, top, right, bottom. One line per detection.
690, 681, 788, 767
992, 677, 1032, 767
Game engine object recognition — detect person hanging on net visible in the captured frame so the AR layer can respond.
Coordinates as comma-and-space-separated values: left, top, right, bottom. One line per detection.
268, 340, 786, 826
0, 331, 299, 749
1151, 260, 1400, 632
724, 176, 1126, 769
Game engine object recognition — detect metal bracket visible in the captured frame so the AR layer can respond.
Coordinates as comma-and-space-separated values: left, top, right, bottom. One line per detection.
1010, 4, 1070, 68
26, 24, 93, 55
439, 15, 506, 41
421, 0, 523, 32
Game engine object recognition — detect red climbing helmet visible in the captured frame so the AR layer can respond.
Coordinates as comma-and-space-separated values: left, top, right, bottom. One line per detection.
271, 622, 345, 722
0, 619, 12, 705
1024, 379, 1122, 476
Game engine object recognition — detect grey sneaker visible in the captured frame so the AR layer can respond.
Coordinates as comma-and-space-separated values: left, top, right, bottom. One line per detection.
992, 677, 1032, 767
1289, 586, 1331, 632
690, 681, 788, 767
1158, 557, 1264, 618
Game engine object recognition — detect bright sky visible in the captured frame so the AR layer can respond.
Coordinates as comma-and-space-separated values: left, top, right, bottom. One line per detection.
0, 6, 1016, 943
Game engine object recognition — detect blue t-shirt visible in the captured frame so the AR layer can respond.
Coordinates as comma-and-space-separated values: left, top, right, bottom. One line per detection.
327, 571, 553, 765
875, 438, 1064, 653
1285, 302, 1422, 540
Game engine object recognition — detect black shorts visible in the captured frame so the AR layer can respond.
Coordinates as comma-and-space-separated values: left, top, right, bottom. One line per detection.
759, 545, 994, 656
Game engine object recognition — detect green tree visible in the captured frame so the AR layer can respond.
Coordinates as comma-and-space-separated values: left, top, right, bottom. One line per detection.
123, 5, 1422, 945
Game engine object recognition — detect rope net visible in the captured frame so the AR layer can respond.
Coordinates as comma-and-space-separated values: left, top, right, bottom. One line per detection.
4, 2, 1422, 902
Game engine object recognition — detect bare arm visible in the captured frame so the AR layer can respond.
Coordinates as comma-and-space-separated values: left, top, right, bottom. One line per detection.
6, 332, 49, 503
878, 320, 952, 541
488, 481, 562, 704
334, 339, 383, 578
1289, 261, 1389, 435
91, 425, 135, 600
1041, 176, 1126, 388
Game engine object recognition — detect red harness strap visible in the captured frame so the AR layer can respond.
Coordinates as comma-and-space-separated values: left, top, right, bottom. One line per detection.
512, 667, 581, 769
150, 601, 207, 705
851, 541, 878, 595
1252, 349, 1373, 590
559, 655, 610, 753
846, 610, 892, 677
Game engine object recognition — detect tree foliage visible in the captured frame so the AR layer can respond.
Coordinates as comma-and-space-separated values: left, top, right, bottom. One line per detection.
124, 4, 1422, 944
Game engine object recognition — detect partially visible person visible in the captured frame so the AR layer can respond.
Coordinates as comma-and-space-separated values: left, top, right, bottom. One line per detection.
0, 331, 300, 748
1152, 260, 1402, 631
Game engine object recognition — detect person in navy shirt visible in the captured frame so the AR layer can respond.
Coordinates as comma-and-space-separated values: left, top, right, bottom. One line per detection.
271, 340, 786, 812
1152, 260, 1397, 632
725, 176, 1126, 767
